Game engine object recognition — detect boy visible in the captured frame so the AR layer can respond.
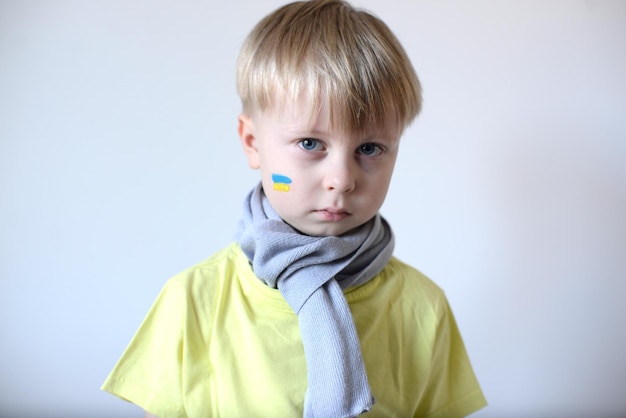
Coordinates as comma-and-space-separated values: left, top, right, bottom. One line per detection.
102, 1, 487, 417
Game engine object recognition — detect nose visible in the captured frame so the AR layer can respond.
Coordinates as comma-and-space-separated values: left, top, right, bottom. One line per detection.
323, 157, 357, 193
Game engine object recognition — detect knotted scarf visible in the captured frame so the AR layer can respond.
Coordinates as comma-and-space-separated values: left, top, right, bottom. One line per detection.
235, 183, 395, 418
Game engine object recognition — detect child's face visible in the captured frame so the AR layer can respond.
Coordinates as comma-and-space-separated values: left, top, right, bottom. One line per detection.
239, 98, 402, 236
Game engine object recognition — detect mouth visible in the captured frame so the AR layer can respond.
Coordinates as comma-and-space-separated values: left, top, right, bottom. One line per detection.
316, 208, 351, 222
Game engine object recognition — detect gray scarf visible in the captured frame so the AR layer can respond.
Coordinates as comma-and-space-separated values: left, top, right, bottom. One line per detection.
235, 183, 394, 417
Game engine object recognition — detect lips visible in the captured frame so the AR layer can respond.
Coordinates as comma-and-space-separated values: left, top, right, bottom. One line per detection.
316, 208, 350, 222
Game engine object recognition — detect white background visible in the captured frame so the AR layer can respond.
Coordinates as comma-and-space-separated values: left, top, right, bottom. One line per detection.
1, 0, 625, 416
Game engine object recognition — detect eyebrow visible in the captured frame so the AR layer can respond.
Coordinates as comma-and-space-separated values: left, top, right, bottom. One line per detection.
282, 117, 399, 143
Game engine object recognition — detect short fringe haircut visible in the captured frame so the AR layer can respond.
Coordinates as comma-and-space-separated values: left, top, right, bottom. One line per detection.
236, 0, 422, 134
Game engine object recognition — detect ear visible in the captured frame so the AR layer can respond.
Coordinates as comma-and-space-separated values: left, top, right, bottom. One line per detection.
238, 113, 260, 169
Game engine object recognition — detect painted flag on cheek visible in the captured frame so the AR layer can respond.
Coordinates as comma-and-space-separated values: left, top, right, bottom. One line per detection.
272, 174, 292, 192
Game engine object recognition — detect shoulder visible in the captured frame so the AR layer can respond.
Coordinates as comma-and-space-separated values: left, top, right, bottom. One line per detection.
173, 242, 242, 280
347, 255, 450, 327
383, 256, 445, 295
376, 256, 448, 309
167, 242, 245, 291
152, 243, 249, 317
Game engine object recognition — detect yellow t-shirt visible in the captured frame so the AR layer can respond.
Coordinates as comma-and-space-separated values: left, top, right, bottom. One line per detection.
102, 243, 486, 417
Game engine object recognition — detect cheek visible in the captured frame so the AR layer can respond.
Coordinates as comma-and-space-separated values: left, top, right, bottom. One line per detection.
261, 172, 297, 214
366, 165, 395, 202
365, 161, 394, 186
270, 173, 293, 192
263, 175, 300, 220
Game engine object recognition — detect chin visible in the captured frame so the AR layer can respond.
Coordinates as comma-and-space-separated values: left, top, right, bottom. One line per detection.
312, 226, 353, 237
288, 224, 346, 237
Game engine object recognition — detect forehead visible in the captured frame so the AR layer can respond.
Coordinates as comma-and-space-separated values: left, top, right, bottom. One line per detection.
258, 93, 403, 140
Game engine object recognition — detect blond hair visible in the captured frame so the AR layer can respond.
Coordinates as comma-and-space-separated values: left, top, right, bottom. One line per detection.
236, 0, 422, 133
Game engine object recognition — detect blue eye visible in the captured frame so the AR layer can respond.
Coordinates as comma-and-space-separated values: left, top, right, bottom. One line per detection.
358, 143, 382, 156
299, 138, 321, 151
